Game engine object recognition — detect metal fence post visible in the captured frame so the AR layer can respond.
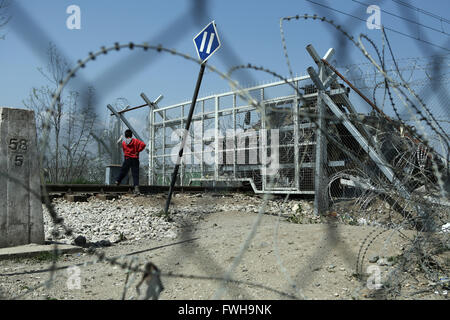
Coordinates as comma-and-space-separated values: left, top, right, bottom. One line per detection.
163, 110, 166, 185
306, 44, 330, 215
261, 101, 267, 192
149, 104, 155, 185
294, 81, 300, 191
180, 105, 184, 186
140, 93, 163, 185
201, 101, 204, 179
313, 91, 329, 215
233, 94, 237, 179
214, 96, 219, 181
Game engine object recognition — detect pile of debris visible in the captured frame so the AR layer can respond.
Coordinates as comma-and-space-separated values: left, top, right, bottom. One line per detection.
41, 193, 324, 246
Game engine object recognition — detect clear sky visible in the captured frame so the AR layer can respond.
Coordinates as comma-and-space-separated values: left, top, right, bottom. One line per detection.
0, 0, 449, 134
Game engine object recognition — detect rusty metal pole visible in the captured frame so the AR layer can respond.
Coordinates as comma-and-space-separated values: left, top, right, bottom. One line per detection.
110, 95, 163, 116
321, 59, 393, 122
321, 58, 426, 147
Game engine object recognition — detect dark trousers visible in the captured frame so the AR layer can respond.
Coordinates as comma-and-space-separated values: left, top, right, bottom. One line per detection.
116, 157, 140, 186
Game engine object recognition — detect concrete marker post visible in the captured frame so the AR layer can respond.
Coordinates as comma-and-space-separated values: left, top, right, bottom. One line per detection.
0, 107, 44, 248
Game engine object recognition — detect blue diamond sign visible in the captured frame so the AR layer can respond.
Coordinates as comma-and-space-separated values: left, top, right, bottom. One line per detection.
193, 21, 221, 63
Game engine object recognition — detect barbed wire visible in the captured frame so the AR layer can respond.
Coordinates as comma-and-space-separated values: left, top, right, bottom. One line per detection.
280, 13, 448, 201
1, 2, 448, 301
391, 0, 450, 25
352, 0, 450, 37
279, 6, 448, 299
36, 39, 377, 301
305, 0, 450, 52
1, 43, 369, 300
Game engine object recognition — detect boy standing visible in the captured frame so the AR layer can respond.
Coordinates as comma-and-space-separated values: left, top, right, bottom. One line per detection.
115, 129, 146, 195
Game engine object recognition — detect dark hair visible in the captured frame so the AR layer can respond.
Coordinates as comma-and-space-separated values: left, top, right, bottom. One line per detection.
124, 129, 133, 138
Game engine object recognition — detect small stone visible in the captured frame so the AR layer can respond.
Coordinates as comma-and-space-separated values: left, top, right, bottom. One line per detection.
369, 255, 379, 263
74, 235, 87, 247
98, 240, 112, 247
377, 258, 391, 266
258, 241, 269, 248
441, 223, 450, 233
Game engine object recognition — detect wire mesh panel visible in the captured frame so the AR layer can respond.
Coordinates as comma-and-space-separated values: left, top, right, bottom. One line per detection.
264, 98, 295, 190
150, 75, 368, 194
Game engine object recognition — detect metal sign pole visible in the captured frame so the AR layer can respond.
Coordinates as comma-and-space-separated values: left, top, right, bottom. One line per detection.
164, 20, 220, 215
164, 62, 206, 215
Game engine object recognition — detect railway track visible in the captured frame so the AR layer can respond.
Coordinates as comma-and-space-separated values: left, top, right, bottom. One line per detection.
41, 184, 251, 202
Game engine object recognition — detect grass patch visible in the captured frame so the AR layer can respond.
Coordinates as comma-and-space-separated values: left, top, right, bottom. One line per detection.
387, 255, 400, 265
31, 251, 61, 262
155, 209, 174, 222
11, 251, 61, 263
118, 232, 127, 242
287, 215, 303, 224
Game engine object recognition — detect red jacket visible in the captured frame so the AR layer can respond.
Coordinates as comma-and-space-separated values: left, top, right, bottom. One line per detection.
122, 138, 146, 159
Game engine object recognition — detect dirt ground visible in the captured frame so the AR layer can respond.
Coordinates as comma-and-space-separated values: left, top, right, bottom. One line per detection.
0, 193, 447, 300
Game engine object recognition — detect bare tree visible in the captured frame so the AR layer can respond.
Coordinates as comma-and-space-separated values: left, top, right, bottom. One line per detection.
23, 85, 55, 181
39, 43, 69, 182
24, 43, 103, 183
0, 0, 11, 40
60, 87, 98, 183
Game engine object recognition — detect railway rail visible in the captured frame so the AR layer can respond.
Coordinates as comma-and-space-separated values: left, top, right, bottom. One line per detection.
40, 184, 252, 202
